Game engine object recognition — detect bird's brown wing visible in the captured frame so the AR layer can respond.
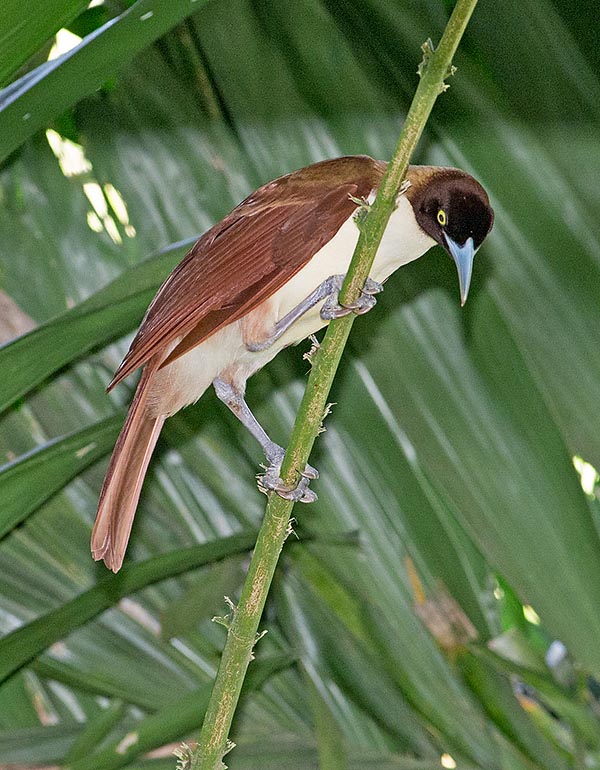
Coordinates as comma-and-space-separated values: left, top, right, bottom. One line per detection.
109, 155, 386, 388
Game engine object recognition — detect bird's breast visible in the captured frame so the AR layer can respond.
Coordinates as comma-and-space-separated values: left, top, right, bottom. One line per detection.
269, 194, 434, 346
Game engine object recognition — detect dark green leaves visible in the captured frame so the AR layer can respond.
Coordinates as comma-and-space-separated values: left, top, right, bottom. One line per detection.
2, 0, 600, 767
0, 241, 189, 413
0, 533, 258, 684
0, 0, 89, 86
0, 416, 121, 538
0, 0, 210, 163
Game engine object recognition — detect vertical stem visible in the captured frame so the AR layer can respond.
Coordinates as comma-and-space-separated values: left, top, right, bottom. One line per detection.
191, 1, 479, 767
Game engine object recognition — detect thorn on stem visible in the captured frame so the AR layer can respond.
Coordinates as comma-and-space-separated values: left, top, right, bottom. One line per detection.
350, 194, 371, 228
303, 334, 320, 366
173, 742, 195, 770
249, 629, 268, 660
417, 37, 457, 92
417, 38, 435, 77
348, 193, 371, 210
440, 63, 457, 92
318, 402, 335, 435
212, 596, 237, 628
285, 517, 299, 541
224, 596, 236, 612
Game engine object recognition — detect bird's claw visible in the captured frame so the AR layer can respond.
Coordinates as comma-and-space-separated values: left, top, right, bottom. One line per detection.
320, 277, 383, 321
258, 459, 319, 503
361, 278, 384, 295
300, 464, 319, 480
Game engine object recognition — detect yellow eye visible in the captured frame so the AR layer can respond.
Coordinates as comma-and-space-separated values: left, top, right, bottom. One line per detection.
437, 209, 447, 226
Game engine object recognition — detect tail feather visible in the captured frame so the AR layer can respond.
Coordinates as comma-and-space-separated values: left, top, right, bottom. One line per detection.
91, 363, 164, 573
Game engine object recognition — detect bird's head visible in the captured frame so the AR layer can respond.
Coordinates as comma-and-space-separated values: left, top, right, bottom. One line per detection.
406, 168, 494, 305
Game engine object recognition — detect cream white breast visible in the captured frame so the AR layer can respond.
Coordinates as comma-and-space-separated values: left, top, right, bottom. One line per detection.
246, 193, 434, 354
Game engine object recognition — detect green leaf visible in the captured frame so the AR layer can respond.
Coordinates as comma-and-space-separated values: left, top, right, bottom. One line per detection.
63, 700, 127, 765
278, 563, 493, 766
349, 289, 600, 674
66, 654, 293, 770
0, 532, 258, 685
0, 416, 121, 538
0, 241, 189, 415
472, 646, 600, 750
160, 554, 246, 639
67, 6, 112, 39
0, 0, 89, 86
305, 666, 348, 770
2, 0, 600, 767
0, 721, 81, 765
458, 650, 568, 769
0, 0, 211, 163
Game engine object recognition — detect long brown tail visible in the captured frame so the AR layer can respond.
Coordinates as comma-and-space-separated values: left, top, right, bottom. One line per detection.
91, 363, 165, 572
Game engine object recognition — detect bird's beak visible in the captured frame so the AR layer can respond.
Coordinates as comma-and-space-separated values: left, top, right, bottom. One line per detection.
443, 235, 475, 307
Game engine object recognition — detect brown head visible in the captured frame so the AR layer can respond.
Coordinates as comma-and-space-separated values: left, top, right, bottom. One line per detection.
405, 167, 494, 305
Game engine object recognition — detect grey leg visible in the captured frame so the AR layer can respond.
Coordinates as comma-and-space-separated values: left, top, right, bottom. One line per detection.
213, 378, 318, 503
245, 274, 383, 352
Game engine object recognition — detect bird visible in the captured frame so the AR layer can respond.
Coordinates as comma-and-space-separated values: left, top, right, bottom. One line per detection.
91, 155, 494, 572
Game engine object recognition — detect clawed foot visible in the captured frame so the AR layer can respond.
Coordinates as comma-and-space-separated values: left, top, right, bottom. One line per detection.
257, 443, 319, 503
320, 276, 383, 321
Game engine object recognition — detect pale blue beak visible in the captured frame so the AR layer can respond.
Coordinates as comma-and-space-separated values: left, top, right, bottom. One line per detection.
444, 235, 475, 306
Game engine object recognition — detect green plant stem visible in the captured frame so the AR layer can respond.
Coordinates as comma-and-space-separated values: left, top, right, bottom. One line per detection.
191, 2, 478, 767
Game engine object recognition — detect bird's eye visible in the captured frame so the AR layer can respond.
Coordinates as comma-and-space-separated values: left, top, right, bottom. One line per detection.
437, 209, 447, 226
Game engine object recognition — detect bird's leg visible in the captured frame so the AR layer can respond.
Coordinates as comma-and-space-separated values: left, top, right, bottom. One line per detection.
213, 378, 318, 503
245, 276, 341, 353
246, 274, 383, 352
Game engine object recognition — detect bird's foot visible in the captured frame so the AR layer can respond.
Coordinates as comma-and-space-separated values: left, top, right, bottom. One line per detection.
320, 276, 383, 320
257, 443, 319, 503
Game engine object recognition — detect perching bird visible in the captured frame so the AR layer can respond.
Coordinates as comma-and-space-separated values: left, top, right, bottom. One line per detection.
92, 155, 494, 572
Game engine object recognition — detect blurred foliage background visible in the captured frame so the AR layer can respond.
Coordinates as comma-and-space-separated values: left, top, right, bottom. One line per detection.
1, 0, 600, 768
